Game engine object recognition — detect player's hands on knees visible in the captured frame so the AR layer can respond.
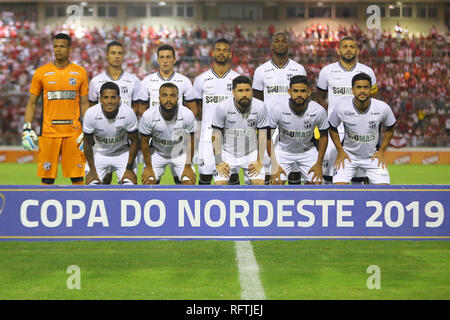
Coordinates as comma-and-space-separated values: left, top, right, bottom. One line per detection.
142, 167, 157, 185
85, 170, 101, 185
270, 165, 286, 185
181, 165, 196, 185
371, 150, 387, 169
121, 169, 137, 185
216, 162, 230, 178
248, 160, 263, 177
334, 151, 351, 170
308, 162, 323, 185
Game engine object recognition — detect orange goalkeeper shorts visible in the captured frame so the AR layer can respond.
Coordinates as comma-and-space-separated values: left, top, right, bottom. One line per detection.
37, 135, 86, 179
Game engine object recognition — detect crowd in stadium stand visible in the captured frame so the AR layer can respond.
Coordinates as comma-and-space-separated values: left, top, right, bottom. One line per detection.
0, 13, 449, 147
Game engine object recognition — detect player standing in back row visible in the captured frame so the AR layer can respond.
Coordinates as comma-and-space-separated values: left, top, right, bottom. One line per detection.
22, 33, 89, 185
193, 38, 240, 185
316, 36, 378, 184
252, 32, 307, 184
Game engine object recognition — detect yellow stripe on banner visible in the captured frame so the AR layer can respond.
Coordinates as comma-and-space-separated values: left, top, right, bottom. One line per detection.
0, 236, 449, 240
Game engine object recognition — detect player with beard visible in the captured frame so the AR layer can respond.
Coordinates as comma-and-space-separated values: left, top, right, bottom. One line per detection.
252, 32, 307, 185
83, 82, 139, 185
328, 73, 396, 185
193, 38, 240, 185
211, 76, 269, 185
139, 83, 197, 185
316, 36, 378, 185
268, 75, 329, 185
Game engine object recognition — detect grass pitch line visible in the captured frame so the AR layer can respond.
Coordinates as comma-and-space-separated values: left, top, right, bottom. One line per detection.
234, 241, 266, 300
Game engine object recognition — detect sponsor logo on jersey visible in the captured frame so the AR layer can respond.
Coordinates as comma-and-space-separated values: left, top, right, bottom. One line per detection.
266, 85, 288, 94
47, 90, 76, 100
347, 131, 376, 143
44, 72, 55, 76
205, 95, 229, 104
96, 135, 126, 145
332, 86, 353, 96
153, 135, 183, 146
69, 71, 80, 75
227, 128, 254, 138
281, 128, 311, 139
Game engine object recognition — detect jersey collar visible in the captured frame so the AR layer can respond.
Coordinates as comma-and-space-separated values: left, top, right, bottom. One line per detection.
211, 68, 231, 79
158, 71, 175, 81
270, 58, 290, 69
105, 70, 124, 81
352, 98, 371, 114
338, 61, 357, 72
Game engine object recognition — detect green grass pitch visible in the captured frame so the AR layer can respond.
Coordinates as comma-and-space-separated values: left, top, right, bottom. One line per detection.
0, 163, 449, 300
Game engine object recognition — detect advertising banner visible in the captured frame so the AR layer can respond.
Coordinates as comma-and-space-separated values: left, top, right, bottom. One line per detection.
0, 185, 448, 241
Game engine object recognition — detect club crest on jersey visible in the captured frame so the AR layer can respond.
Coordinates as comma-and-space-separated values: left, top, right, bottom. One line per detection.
304, 121, 312, 129
69, 78, 77, 86
43, 162, 51, 171
368, 121, 377, 130
247, 118, 257, 128
227, 83, 232, 91
121, 86, 128, 95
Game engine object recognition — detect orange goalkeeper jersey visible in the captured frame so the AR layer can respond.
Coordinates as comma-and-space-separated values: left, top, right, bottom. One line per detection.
29, 62, 88, 137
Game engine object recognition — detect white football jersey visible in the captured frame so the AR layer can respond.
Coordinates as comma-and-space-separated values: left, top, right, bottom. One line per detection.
269, 100, 329, 153
252, 58, 307, 110
328, 97, 396, 158
83, 103, 138, 156
193, 68, 241, 142
139, 105, 196, 159
141, 72, 197, 108
88, 71, 144, 108
212, 97, 269, 158
317, 61, 377, 117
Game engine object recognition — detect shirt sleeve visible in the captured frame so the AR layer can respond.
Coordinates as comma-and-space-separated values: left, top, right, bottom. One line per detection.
316, 106, 330, 131
138, 112, 153, 136
252, 67, 264, 92
82, 109, 96, 134
328, 107, 341, 129
316, 68, 328, 92
88, 78, 98, 103
126, 108, 138, 132
132, 76, 145, 102
184, 109, 197, 134
211, 103, 226, 129
80, 68, 89, 97
139, 78, 150, 102
257, 102, 270, 129
382, 103, 397, 127
29, 69, 42, 96
182, 77, 198, 102
192, 75, 203, 100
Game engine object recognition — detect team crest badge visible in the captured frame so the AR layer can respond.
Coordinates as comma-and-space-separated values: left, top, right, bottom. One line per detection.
121, 86, 128, 95
43, 162, 51, 171
69, 78, 77, 85
304, 121, 312, 129
247, 118, 256, 128
227, 83, 232, 91
368, 121, 377, 130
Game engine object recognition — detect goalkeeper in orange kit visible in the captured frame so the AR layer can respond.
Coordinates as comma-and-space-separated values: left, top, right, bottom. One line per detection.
22, 33, 90, 185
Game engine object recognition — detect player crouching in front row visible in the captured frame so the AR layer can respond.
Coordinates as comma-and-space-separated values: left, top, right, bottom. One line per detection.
268, 75, 329, 185
83, 82, 139, 185
212, 76, 269, 185
139, 83, 197, 185
328, 73, 396, 185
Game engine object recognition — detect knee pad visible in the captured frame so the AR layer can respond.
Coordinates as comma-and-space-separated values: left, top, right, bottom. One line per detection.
323, 175, 333, 185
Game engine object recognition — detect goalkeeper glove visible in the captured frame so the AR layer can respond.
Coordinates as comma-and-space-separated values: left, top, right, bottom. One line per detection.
22, 122, 38, 151
76, 133, 84, 151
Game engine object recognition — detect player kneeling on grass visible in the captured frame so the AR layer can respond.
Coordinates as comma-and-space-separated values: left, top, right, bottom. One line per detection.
328, 73, 396, 185
83, 82, 139, 185
139, 83, 197, 185
268, 75, 329, 185
211, 76, 269, 185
